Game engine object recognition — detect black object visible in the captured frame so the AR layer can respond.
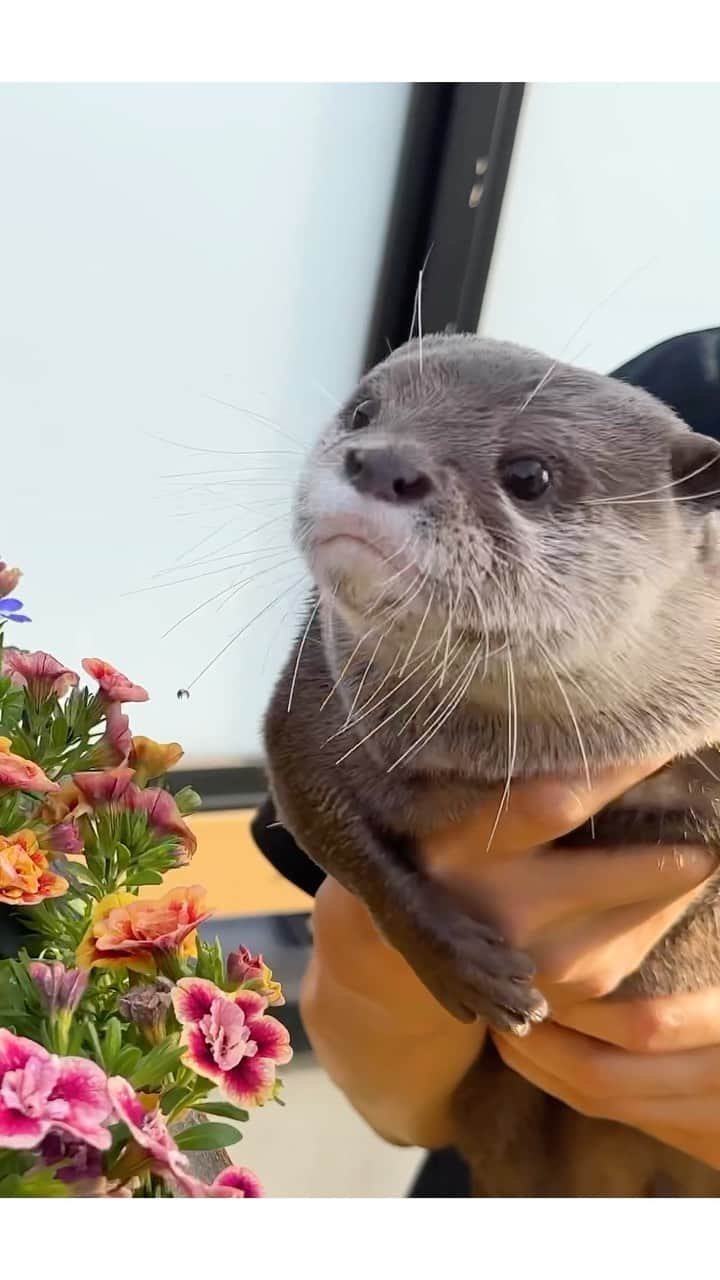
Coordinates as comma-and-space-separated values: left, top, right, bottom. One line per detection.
364, 82, 525, 369
611, 327, 720, 438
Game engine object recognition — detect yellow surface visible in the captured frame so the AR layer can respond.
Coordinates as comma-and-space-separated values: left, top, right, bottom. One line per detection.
140, 809, 312, 918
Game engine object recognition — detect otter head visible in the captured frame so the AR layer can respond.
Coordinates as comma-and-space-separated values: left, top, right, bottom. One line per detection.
294, 334, 720, 762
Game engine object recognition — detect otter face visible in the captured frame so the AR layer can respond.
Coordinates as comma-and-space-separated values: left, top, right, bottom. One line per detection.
294, 334, 720, 684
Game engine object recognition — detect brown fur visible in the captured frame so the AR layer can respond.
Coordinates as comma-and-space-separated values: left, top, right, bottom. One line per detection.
264, 334, 720, 1195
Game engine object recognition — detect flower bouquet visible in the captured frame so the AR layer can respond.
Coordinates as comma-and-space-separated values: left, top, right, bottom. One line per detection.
0, 561, 291, 1198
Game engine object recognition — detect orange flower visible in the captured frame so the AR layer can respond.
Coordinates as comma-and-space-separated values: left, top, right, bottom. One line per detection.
40, 780, 84, 825
129, 737, 184, 786
76, 886, 211, 976
0, 829, 69, 906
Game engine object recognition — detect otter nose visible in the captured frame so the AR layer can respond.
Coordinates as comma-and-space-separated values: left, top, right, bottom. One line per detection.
343, 447, 433, 505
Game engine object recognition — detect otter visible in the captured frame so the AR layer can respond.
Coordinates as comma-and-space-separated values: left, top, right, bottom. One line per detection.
264, 333, 720, 1196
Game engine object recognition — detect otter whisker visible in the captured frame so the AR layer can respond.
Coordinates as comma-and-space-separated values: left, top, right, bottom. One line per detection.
287, 594, 324, 713
341, 643, 403, 729
583, 487, 720, 507
373, 567, 424, 621
389, 639, 485, 773
690, 753, 720, 785
366, 560, 416, 615
534, 635, 596, 839
153, 542, 293, 578
397, 636, 467, 736
334, 654, 452, 765
127, 546, 298, 596
399, 586, 436, 675
341, 630, 390, 723
162, 555, 299, 639
583, 451, 720, 505
143, 428, 304, 459
485, 641, 517, 854
327, 643, 437, 743
198, 391, 308, 452
182, 575, 307, 692
320, 624, 380, 713
379, 567, 432, 626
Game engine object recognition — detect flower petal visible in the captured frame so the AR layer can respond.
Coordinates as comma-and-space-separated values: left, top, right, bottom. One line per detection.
221, 1052, 276, 1109
0, 1027, 49, 1075
231, 989, 268, 1020
172, 976, 222, 1025
0, 1100, 49, 1148
179, 1025, 226, 1088
214, 1166, 264, 1197
248, 1014, 293, 1067
107, 1075, 146, 1132
55, 1056, 111, 1113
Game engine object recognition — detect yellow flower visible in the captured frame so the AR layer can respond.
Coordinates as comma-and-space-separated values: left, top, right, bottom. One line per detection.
129, 736, 184, 785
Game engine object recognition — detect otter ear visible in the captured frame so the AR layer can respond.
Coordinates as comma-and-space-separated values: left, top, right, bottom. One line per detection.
670, 433, 720, 509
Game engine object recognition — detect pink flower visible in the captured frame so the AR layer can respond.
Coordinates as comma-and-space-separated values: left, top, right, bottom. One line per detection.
0, 561, 21, 598
227, 945, 265, 986
2, 649, 79, 699
93, 703, 132, 767
82, 658, 149, 704
125, 786, 197, 861
108, 1076, 189, 1183
71, 769, 196, 861
173, 1163, 265, 1198
72, 767, 136, 811
227, 945, 285, 1006
0, 748, 59, 794
0, 1029, 112, 1150
172, 978, 292, 1108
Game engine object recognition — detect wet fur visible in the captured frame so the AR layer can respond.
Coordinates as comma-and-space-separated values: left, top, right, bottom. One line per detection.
264, 335, 720, 1196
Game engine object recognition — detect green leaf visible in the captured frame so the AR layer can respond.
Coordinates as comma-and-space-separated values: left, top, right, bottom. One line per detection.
130, 1039, 185, 1089
197, 1100, 250, 1123
103, 1017, 123, 1070
18, 1168, 71, 1198
126, 869, 165, 887
85, 1019, 105, 1069
175, 1121, 241, 1152
113, 1044, 142, 1077
160, 1084, 193, 1116
173, 785, 202, 815
115, 844, 132, 871
50, 715, 70, 751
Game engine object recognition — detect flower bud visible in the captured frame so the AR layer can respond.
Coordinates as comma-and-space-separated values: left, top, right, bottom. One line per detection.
28, 960, 88, 1017
118, 977, 174, 1044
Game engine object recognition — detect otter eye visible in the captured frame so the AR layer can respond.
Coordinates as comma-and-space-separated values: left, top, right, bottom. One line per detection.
500, 457, 552, 501
351, 399, 375, 430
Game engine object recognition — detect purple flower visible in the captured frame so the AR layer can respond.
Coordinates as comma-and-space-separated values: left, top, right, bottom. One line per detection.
0, 598, 31, 624
28, 961, 88, 1018
45, 821, 84, 856
40, 1131, 104, 1184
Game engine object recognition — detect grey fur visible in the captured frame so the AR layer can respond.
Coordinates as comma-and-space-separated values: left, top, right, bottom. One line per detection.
264, 334, 720, 1196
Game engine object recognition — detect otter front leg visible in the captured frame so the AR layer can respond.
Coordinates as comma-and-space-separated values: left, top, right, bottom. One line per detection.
267, 765, 546, 1032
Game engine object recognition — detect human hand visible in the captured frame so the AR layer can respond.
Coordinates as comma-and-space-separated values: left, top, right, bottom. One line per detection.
302, 759, 715, 1148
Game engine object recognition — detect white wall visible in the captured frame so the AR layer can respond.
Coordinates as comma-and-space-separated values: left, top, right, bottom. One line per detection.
480, 83, 720, 373
0, 84, 409, 766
